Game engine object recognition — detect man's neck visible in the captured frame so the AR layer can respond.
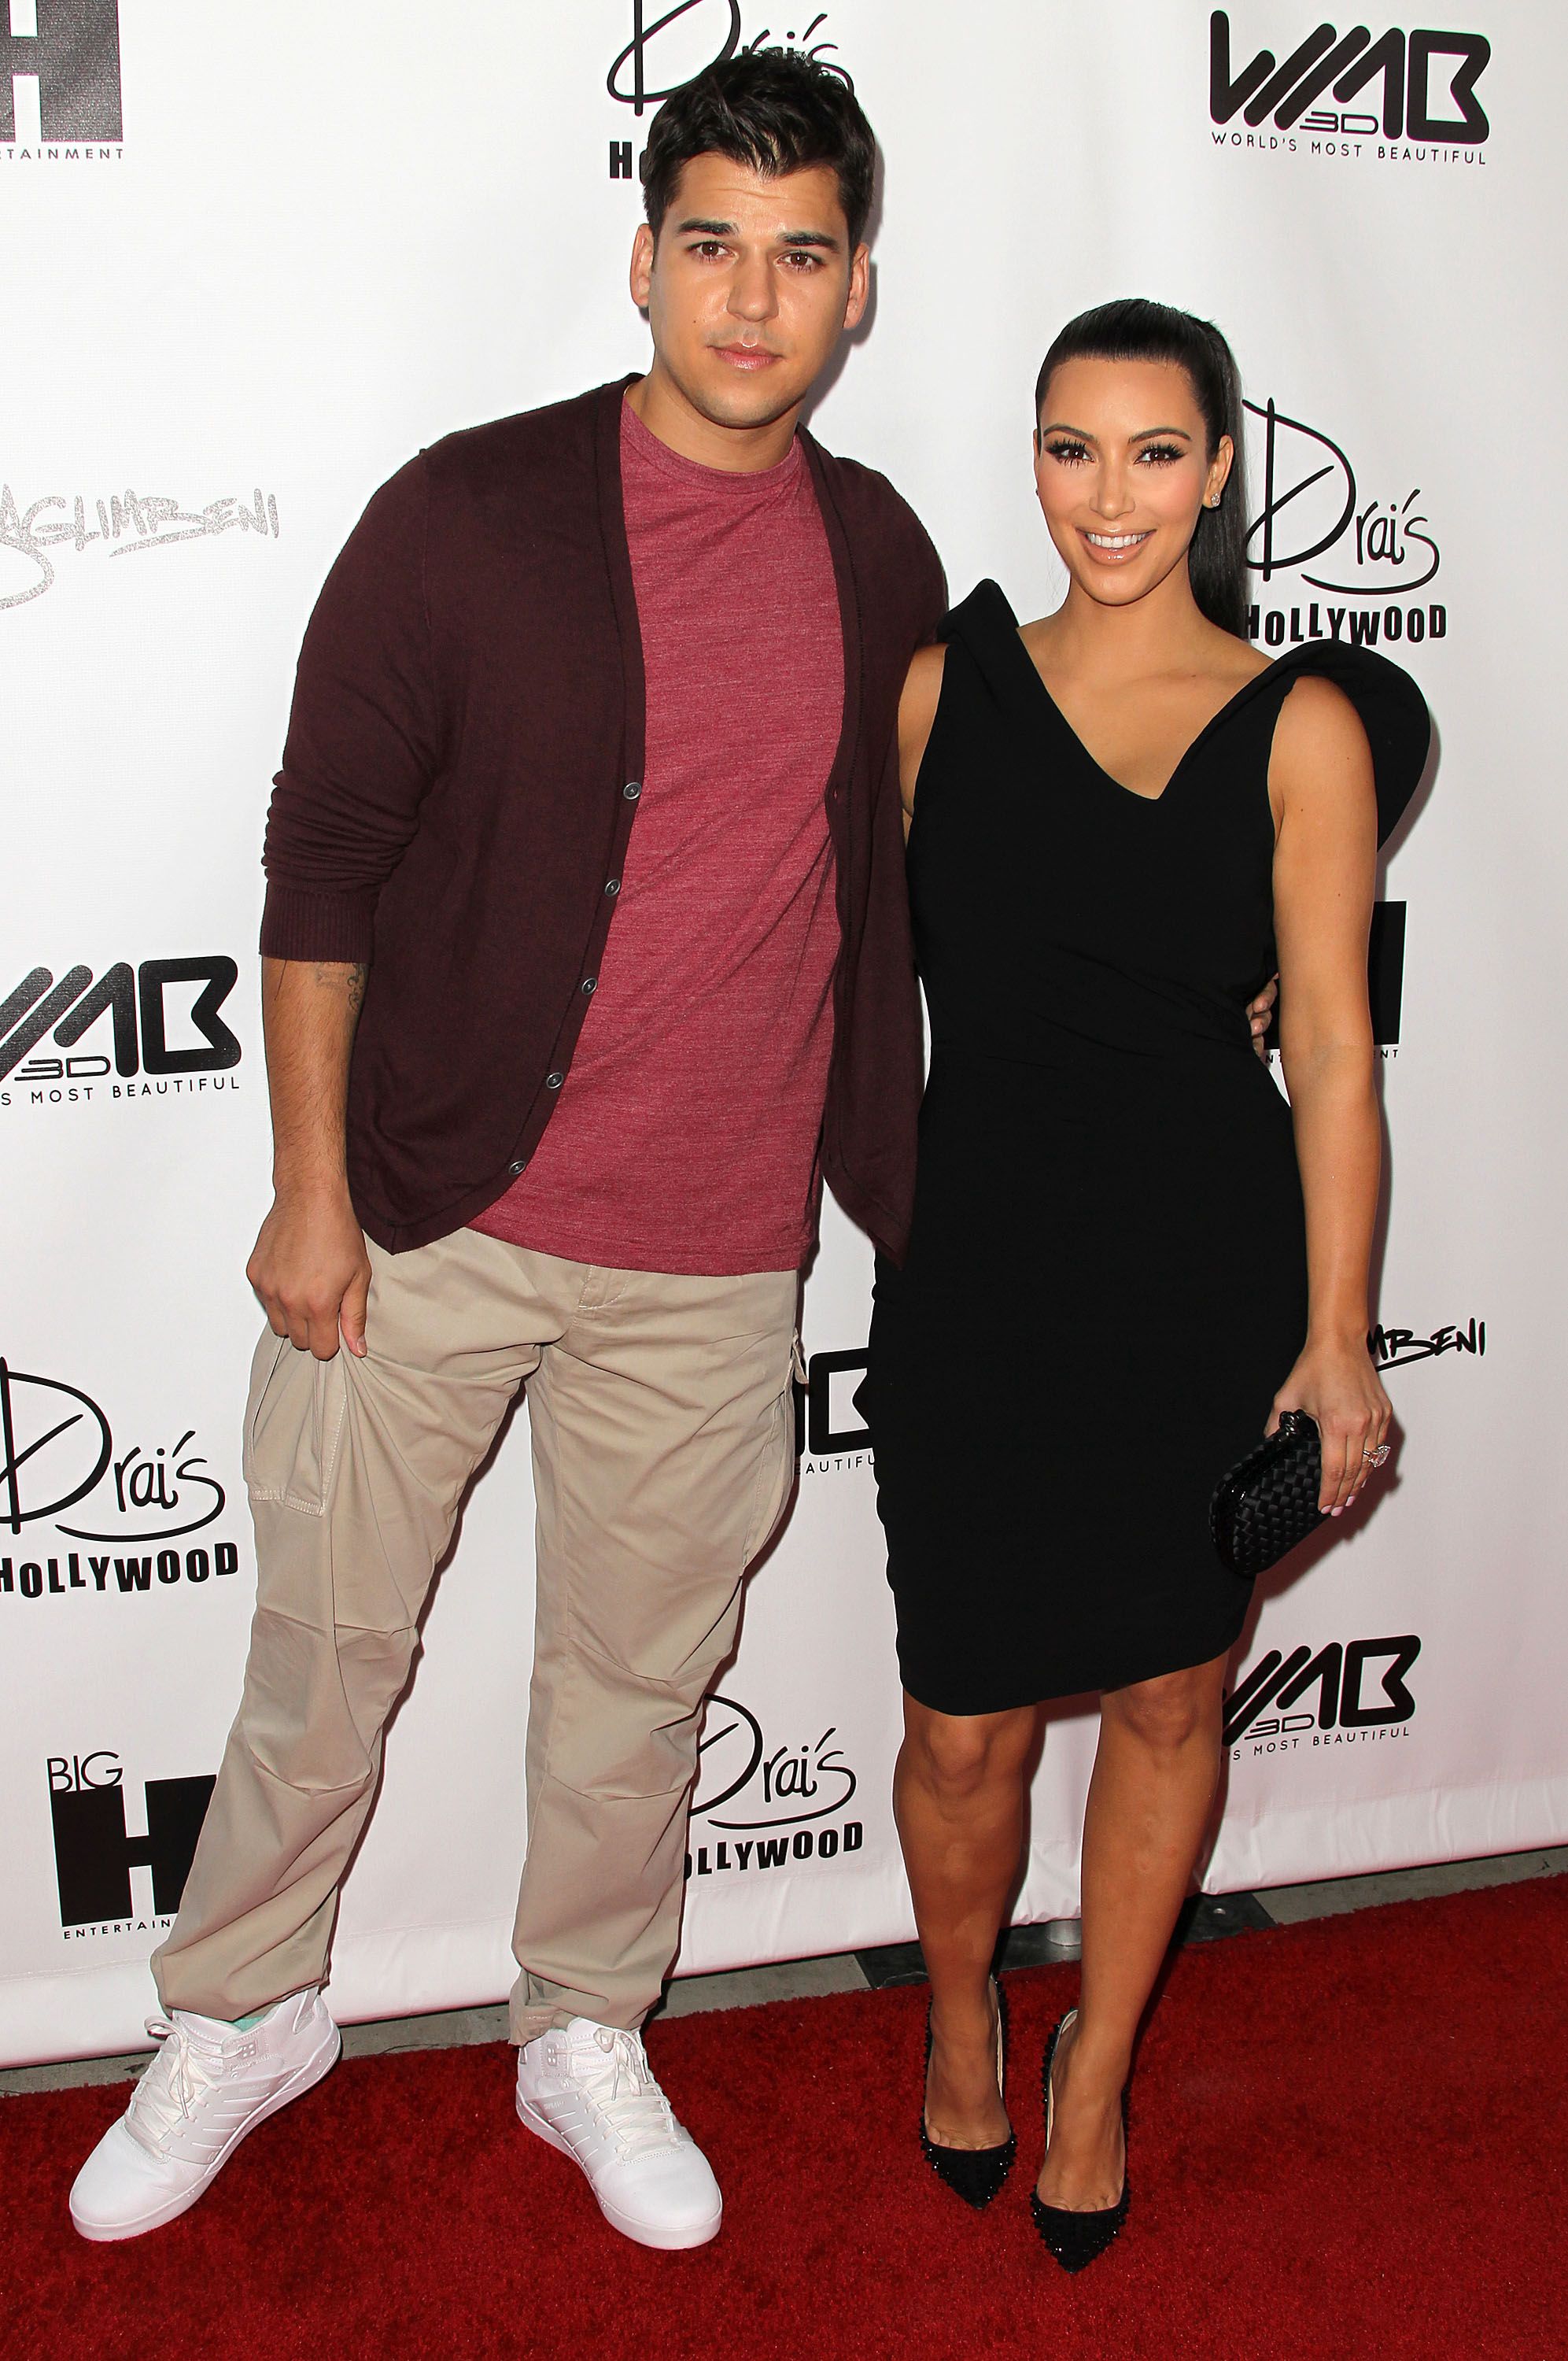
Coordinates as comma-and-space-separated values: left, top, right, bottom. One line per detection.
626, 364, 801, 475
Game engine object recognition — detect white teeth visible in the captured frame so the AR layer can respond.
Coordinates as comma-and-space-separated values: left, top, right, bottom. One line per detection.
1086, 532, 1147, 549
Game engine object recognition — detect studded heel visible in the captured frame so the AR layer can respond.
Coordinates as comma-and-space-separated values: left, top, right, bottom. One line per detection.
919, 1977, 1016, 2211
1029, 2009, 1130, 2273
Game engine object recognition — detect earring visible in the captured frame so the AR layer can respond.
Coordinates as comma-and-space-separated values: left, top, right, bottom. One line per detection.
1207, 493, 1221, 508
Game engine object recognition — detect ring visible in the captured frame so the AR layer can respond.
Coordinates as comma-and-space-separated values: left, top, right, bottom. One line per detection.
1361, 1444, 1391, 1468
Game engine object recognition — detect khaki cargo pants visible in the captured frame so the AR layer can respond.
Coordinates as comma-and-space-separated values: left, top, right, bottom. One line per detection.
151, 1228, 798, 2043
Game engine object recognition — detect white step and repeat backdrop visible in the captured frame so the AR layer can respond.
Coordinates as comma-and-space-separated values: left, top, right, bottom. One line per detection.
4, 2, 1562, 2064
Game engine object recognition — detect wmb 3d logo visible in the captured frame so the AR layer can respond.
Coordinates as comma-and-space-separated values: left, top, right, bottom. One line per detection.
1210, 13, 1489, 143
1, 957, 242, 1107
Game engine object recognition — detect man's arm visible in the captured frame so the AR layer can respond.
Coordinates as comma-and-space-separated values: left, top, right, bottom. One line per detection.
245, 958, 372, 1362
1249, 972, 1278, 1057
249, 453, 441, 1358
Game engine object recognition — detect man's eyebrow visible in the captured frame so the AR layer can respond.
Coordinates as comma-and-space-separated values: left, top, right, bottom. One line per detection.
673, 217, 841, 250
1038, 422, 1195, 441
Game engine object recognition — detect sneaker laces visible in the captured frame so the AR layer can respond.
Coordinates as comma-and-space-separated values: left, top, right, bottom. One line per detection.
578, 2028, 682, 2162
124, 2015, 227, 2154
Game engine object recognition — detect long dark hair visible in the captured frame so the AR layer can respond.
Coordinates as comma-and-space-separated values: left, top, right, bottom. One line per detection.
1034, 298, 1249, 638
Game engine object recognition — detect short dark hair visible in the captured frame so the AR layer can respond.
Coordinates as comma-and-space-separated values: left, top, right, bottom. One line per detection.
641, 50, 876, 251
1035, 297, 1251, 639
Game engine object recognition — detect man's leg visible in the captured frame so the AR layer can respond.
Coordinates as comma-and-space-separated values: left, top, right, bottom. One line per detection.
509, 1262, 798, 2248
71, 1228, 572, 2241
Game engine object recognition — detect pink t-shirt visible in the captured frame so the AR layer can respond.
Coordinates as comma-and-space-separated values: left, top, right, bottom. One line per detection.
470, 398, 844, 1275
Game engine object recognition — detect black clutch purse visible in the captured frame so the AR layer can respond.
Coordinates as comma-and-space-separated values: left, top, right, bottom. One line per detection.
1210, 1411, 1327, 1580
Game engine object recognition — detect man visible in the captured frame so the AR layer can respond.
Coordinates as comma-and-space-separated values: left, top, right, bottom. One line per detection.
69, 51, 942, 2252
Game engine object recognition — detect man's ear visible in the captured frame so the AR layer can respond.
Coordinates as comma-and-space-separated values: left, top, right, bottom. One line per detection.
843, 242, 871, 333
629, 223, 655, 311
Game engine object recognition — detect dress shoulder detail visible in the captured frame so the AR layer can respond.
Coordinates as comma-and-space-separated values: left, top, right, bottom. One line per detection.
941, 580, 1430, 844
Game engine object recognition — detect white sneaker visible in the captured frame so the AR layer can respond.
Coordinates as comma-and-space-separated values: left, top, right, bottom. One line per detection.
69, 1989, 340, 2241
515, 2017, 722, 2251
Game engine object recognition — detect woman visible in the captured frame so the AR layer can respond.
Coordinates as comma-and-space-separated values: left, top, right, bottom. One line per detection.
861, 299, 1429, 2269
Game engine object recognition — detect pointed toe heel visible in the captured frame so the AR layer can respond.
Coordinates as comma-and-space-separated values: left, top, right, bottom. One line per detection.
1029, 2010, 1130, 2274
1028, 2178, 1131, 2273
919, 1979, 1016, 2211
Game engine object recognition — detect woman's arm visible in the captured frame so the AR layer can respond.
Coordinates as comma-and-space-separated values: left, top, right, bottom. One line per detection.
897, 644, 946, 833
1268, 675, 1392, 1513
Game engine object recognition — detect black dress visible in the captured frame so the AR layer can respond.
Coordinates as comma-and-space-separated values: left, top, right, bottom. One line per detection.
862, 582, 1429, 1715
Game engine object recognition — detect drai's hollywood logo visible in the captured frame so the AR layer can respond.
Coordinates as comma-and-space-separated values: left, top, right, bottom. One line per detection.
0, 1354, 242, 1602
686, 1693, 861, 1879
0, 482, 282, 611
607, 3, 850, 179
1245, 401, 1444, 655
46, 1750, 214, 1935
1, 0, 122, 163
1226, 1635, 1420, 1758
1209, 13, 1489, 161
0, 956, 242, 1110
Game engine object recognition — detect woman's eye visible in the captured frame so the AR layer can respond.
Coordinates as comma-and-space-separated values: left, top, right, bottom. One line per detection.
1046, 440, 1089, 464
1137, 444, 1186, 464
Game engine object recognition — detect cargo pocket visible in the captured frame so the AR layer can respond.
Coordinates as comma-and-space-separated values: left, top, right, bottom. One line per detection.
242, 1330, 349, 1515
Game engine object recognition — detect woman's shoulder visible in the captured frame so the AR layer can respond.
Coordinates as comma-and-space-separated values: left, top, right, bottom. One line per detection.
1268, 671, 1378, 830
1262, 642, 1430, 845
1274, 669, 1366, 741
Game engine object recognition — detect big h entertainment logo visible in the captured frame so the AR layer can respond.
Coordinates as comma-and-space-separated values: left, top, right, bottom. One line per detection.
47, 1751, 212, 1933
1209, 12, 1489, 160
2, 0, 122, 157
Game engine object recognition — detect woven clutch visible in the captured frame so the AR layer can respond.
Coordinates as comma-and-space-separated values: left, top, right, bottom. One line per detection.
1211, 1411, 1327, 1580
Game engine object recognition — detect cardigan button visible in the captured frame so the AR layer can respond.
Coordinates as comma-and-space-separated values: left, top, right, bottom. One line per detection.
507, 1158, 526, 1177
604, 878, 621, 896
545, 1071, 565, 1089
581, 976, 597, 995
622, 780, 642, 800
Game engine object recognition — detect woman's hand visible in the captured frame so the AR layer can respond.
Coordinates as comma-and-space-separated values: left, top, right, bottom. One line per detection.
1269, 1338, 1392, 1515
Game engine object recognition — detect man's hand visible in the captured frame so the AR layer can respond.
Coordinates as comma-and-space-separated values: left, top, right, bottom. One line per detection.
249, 957, 371, 1358
247, 1184, 371, 1361
1248, 972, 1280, 1060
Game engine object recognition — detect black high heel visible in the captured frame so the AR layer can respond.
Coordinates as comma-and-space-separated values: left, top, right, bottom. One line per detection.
919, 1977, 1016, 2210
1029, 2009, 1130, 2273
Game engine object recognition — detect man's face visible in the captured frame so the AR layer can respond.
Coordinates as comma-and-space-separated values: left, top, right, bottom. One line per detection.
630, 153, 869, 438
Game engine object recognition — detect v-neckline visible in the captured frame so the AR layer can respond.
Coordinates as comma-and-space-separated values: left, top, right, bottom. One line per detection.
992, 584, 1282, 807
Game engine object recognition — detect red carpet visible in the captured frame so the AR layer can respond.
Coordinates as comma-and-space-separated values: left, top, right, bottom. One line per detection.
4, 1876, 1565, 2361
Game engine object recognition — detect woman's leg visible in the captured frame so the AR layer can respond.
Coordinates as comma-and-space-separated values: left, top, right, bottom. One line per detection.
1036, 1649, 1230, 2209
896, 1694, 1038, 2146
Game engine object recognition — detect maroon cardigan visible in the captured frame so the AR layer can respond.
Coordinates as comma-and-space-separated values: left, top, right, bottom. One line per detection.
260, 377, 945, 1259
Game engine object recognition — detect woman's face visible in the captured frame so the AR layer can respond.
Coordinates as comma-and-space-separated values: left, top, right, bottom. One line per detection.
1032, 356, 1233, 614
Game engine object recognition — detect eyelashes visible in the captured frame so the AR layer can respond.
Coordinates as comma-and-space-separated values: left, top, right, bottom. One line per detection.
1042, 440, 1189, 467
